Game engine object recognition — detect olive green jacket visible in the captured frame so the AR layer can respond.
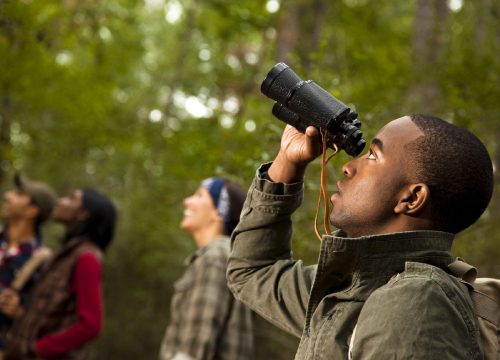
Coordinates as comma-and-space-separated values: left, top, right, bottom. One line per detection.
227, 164, 482, 359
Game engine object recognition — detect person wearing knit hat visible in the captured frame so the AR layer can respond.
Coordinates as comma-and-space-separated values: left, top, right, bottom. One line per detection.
159, 177, 253, 360
0, 173, 57, 351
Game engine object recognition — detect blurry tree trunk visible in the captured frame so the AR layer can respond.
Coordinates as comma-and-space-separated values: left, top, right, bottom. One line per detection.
473, 0, 493, 48
490, 0, 500, 229
162, 0, 198, 120
411, 0, 449, 111
0, 2, 12, 185
276, 0, 328, 72
490, 3, 500, 219
276, 2, 299, 64
0, 94, 12, 185
473, 0, 500, 221
302, 0, 327, 74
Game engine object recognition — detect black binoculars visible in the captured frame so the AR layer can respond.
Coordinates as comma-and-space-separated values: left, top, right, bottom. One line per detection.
261, 63, 366, 156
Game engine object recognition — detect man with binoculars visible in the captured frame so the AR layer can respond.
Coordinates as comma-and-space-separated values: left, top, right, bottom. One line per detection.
226, 68, 493, 359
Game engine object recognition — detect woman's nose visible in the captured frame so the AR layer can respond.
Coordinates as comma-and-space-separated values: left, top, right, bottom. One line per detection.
183, 195, 193, 207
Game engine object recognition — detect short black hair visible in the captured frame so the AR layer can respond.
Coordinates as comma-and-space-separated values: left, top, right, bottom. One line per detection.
405, 114, 493, 234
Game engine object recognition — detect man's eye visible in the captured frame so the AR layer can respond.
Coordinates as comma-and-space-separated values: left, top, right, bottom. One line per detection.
368, 149, 376, 160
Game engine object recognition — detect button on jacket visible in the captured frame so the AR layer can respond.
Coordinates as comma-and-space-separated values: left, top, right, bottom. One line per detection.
227, 164, 481, 360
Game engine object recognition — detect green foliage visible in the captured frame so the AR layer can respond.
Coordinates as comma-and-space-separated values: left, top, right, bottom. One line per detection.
1, 0, 499, 358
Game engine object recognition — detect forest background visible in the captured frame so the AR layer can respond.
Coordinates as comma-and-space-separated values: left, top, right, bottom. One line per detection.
1, 0, 499, 359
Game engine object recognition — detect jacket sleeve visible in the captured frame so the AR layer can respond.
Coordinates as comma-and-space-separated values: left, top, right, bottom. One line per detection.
227, 163, 316, 338
350, 265, 481, 360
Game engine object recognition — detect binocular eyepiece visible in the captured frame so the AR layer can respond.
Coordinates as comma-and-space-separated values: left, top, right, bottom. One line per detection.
261, 63, 366, 156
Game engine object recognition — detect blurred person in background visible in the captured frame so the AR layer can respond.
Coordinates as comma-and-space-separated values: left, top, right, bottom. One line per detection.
159, 177, 254, 360
0, 174, 56, 353
3, 188, 116, 360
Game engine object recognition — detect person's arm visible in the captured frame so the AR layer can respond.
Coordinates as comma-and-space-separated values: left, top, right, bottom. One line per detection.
227, 126, 323, 338
350, 271, 480, 359
227, 125, 323, 337
161, 256, 235, 360
34, 252, 103, 357
227, 166, 316, 338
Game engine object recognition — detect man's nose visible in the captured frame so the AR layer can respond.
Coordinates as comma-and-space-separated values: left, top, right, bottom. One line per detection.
342, 159, 356, 177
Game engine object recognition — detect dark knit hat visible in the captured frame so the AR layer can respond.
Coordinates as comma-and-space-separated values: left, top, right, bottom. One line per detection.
14, 173, 57, 223
201, 177, 247, 235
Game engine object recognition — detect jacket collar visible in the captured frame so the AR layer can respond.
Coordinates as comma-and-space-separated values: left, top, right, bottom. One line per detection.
304, 230, 454, 331
319, 230, 454, 274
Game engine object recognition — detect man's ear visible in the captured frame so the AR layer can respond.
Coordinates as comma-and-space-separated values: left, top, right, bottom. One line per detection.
394, 183, 430, 215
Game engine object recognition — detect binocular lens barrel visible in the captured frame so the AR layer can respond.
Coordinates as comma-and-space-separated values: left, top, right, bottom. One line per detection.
261, 63, 366, 156
261, 63, 301, 103
272, 103, 307, 133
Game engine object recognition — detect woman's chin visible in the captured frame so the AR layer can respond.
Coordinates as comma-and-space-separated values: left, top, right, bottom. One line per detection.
180, 220, 193, 233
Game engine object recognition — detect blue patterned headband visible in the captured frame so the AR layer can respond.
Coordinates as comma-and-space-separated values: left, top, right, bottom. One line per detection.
201, 177, 232, 232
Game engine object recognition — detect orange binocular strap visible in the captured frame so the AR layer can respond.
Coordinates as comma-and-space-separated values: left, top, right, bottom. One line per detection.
314, 129, 339, 241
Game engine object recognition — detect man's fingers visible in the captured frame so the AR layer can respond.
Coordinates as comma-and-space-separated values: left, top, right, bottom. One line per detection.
305, 126, 318, 137
304, 126, 321, 155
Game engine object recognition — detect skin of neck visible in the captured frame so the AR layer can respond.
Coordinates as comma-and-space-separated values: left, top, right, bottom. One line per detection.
6, 219, 37, 247
341, 204, 438, 238
192, 221, 225, 249
343, 221, 436, 238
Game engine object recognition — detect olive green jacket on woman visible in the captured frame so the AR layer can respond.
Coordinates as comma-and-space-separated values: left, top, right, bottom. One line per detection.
227, 164, 482, 360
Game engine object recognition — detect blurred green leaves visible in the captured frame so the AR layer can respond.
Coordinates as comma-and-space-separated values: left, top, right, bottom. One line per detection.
1, 0, 499, 358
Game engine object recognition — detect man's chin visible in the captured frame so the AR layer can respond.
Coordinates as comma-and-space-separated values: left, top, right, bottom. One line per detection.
329, 213, 340, 228
329, 214, 347, 234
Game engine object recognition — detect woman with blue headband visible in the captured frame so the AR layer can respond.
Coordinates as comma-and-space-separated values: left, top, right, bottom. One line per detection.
159, 177, 254, 360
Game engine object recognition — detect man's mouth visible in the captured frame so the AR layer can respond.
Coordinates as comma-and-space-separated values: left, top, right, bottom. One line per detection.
330, 182, 342, 202
330, 192, 340, 202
